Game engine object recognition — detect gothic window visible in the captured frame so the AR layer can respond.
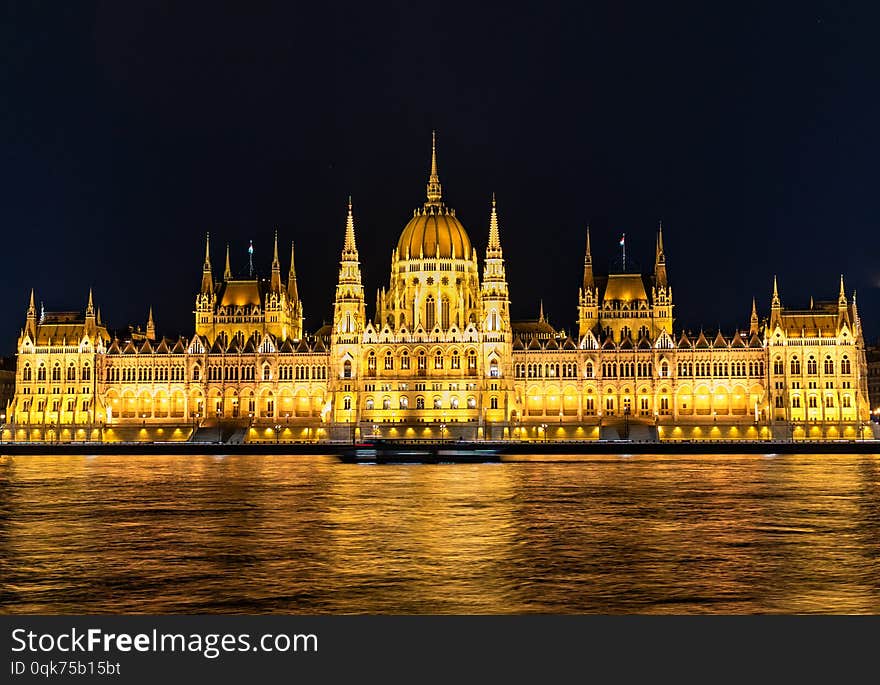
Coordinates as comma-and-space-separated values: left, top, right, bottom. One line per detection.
808, 395, 818, 408
467, 350, 477, 370
842, 395, 851, 408
383, 397, 391, 410
451, 351, 460, 369
489, 360, 500, 378
192, 365, 200, 381
23, 364, 32, 381
416, 396, 425, 409
434, 351, 443, 369
67, 364, 76, 381
263, 364, 272, 381
51, 364, 61, 382
418, 352, 427, 371
441, 297, 450, 329
450, 397, 459, 409
792, 396, 801, 408
660, 361, 669, 377
343, 360, 352, 379
824, 357, 834, 375
433, 397, 442, 409
425, 295, 435, 330
401, 351, 410, 370
841, 356, 851, 375
585, 361, 593, 378
774, 357, 783, 375
365, 398, 374, 410
807, 357, 818, 375
490, 396, 498, 409
384, 351, 393, 370
775, 396, 784, 408
467, 396, 476, 409
343, 396, 352, 410
790, 358, 801, 375
825, 395, 834, 408
400, 396, 408, 409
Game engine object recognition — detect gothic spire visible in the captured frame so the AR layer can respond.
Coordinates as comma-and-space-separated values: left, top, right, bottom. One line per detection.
654, 221, 668, 288
146, 306, 155, 340
224, 244, 232, 280
539, 300, 545, 322
771, 275, 780, 308
201, 232, 214, 293
86, 288, 95, 317
426, 130, 442, 205
749, 297, 759, 335
343, 196, 358, 256
487, 193, 501, 254
582, 225, 594, 289
838, 274, 847, 306
270, 230, 282, 292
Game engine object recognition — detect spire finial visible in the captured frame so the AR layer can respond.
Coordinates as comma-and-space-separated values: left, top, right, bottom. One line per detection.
273, 230, 280, 264
343, 196, 358, 254
28, 288, 35, 311
539, 300, 545, 322
426, 131, 442, 204
204, 232, 211, 266
656, 221, 665, 262
771, 275, 780, 308
585, 225, 592, 263
87, 288, 94, 310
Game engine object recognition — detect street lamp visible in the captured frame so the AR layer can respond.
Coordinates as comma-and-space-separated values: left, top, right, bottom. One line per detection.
0, 412, 5, 445
274, 423, 282, 444
440, 423, 446, 441
540, 422, 547, 442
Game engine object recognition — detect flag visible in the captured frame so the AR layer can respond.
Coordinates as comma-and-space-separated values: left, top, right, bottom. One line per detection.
619, 234, 625, 247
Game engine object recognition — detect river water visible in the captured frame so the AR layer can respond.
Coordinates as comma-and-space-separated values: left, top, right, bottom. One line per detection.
1, 453, 879, 614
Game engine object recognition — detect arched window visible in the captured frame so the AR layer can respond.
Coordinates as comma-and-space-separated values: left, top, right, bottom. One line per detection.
467, 350, 477, 372
467, 396, 476, 409
433, 397, 442, 409
382, 397, 391, 410
841, 356, 851, 374
400, 396, 408, 409
416, 396, 425, 409
807, 356, 817, 375
425, 295, 435, 329
451, 350, 460, 369
450, 397, 459, 409
585, 361, 593, 378
384, 351, 393, 370
790, 357, 801, 375
37, 364, 46, 381
490, 396, 498, 409
22, 364, 32, 381
343, 360, 352, 378
51, 364, 61, 382
489, 359, 500, 377
400, 351, 410, 370
365, 398, 374, 410
343, 396, 352, 410
441, 297, 450, 329
262, 364, 272, 381
824, 356, 834, 375
434, 351, 443, 369
773, 357, 783, 375
66, 364, 76, 381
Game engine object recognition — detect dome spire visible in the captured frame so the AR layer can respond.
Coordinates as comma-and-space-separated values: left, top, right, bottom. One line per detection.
224, 244, 232, 280
426, 130, 442, 205
344, 195, 358, 255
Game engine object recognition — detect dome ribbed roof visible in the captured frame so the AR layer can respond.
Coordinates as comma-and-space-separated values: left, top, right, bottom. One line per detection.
396, 206, 472, 260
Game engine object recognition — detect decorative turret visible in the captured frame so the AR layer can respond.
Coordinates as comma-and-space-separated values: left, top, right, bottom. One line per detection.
333, 197, 366, 340
654, 221, 668, 288
838, 274, 851, 330
480, 194, 510, 336
287, 241, 299, 305
146, 306, 156, 340
270, 230, 282, 293
577, 226, 599, 338
287, 241, 303, 340
749, 297, 759, 335
201, 233, 214, 294
769, 275, 782, 330
224, 244, 232, 281
25, 289, 36, 338
85, 288, 96, 335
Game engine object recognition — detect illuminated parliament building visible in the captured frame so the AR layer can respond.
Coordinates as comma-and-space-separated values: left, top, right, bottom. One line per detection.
5, 136, 875, 443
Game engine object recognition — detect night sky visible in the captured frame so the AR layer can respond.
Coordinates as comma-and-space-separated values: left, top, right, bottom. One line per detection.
2, 2, 878, 353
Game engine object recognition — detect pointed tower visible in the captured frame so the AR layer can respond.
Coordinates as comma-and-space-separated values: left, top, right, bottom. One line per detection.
270, 230, 282, 293
539, 300, 545, 322
577, 225, 599, 338
651, 221, 673, 337
837, 274, 851, 331
201, 233, 214, 294
770, 275, 782, 331
224, 244, 232, 281
333, 197, 366, 341
25, 288, 36, 338
85, 288, 96, 336
195, 232, 217, 337
287, 241, 303, 339
146, 307, 156, 340
749, 297, 759, 335
480, 194, 511, 337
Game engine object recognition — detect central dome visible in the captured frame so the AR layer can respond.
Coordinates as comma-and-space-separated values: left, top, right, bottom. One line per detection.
397, 205, 472, 260
395, 131, 473, 261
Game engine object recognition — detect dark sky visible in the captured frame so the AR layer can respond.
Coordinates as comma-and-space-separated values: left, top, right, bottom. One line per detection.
2, 1, 878, 353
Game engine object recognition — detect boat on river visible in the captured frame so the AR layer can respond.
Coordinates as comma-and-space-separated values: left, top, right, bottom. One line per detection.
341, 438, 501, 463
